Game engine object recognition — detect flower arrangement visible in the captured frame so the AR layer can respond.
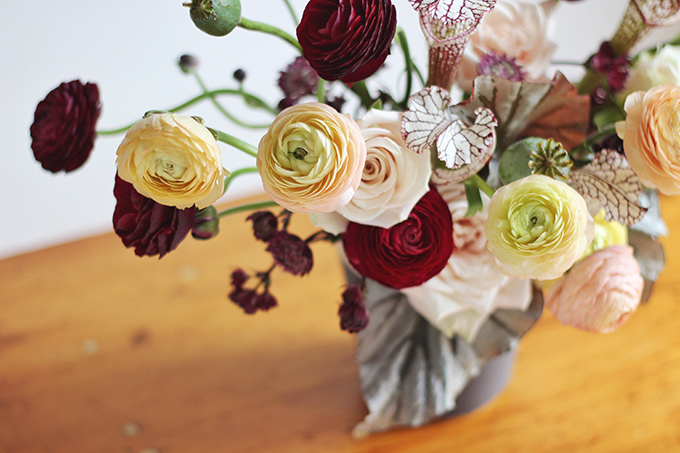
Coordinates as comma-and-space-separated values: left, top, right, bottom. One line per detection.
29, 0, 678, 435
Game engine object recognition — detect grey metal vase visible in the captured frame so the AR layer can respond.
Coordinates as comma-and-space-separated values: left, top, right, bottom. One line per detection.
346, 266, 543, 438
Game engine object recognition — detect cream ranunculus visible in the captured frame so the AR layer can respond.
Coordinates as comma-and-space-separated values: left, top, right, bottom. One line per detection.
619, 45, 680, 101
116, 113, 226, 209
257, 102, 366, 213
456, 0, 557, 92
402, 184, 533, 342
485, 174, 594, 280
545, 246, 643, 333
310, 109, 431, 234
616, 84, 680, 195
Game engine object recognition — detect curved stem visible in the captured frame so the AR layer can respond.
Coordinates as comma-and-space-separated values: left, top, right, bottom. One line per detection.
395, 27, 415, 109
218, 200, 280, 218
282, 0, 298, 26
212, 128, 258, 158
238, 17, 302, 53
316, 78, 326, 103
224, 166, 259, 193
194, 73, 270, 129
466, 173, 495, 198
97, 88, 277, 135
349, 80, 374, 110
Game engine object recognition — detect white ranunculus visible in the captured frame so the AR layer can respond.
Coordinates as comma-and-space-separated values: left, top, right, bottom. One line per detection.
619, 45, 680, 101
311, 109, 431, 234
402, 184, 533, 342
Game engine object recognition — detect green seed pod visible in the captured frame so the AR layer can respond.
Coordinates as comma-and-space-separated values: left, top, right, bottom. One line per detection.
528, 138, 573, 181
184, 0, 242, 37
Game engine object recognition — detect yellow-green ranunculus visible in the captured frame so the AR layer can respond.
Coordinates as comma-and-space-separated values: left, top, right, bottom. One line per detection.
116, 113, 226, 209
485, 174, 594, 280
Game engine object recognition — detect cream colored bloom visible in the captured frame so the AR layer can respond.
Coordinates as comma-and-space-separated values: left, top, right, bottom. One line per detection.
545, 246, 643, 333
402, 184, 532, 342
456, 0, 557, 92
485, 175, 594, 280
257, 102, 366, 213
619, 45, 680, 101
116, 113, 226, 209
616, 84, 680, 195
311, 110, 431, 234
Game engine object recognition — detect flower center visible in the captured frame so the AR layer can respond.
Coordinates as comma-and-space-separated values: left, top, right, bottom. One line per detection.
155, 155, 187, 180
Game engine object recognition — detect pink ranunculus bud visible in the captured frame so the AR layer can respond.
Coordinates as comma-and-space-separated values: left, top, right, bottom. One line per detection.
545, 246, 644, 333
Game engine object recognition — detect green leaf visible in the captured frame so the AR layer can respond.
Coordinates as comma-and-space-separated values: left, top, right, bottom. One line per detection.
464, 180, 483, 217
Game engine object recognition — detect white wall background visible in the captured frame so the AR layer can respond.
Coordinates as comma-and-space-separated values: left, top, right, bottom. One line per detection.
2, 0, 678, 258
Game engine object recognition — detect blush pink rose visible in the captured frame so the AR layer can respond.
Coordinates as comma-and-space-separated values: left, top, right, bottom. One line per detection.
456, 0, 557, 92
545, 246, 644, 333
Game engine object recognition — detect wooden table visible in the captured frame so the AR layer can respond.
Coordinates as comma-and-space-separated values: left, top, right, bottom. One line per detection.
2, 195, 680, 453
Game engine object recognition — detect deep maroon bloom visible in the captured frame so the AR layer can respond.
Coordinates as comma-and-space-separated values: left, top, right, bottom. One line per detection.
247, 211, 279, 241
477, 52, 525, 82
588, 41, 630, 92
229, 288, 278, 314
30, 80, 101, 173
230, 268, 250, 288
342, 187, 454, 289
296, 0, 397, 84
266, 231, 314, 276
278, 56, 319, 102
113, 176, 195, 258
338, 285, 369, 333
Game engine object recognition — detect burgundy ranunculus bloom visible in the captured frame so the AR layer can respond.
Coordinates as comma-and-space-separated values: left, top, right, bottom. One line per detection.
296, 0, 397, 84
113, 176, 195, 258
30, 80, 101, 173
266, 231, 314, 276
342, 187, 454, 289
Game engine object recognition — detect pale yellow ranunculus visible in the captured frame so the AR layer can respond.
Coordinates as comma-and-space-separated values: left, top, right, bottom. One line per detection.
257, 102, 366, 213
485, 174, 594, 280
616, 84, 680, 195
116, 113, 226, 209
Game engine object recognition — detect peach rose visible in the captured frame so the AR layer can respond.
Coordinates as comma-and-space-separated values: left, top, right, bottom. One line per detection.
456, 0, 557, 92
402, 184, 532, 342
116, 113, 226, 209
545, 246, 643, 333
310, 110, 431, 234
616, 84, 680, 195
257, 102, 366, 213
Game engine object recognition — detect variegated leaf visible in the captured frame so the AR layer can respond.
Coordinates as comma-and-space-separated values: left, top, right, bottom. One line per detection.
409, 0, 496, 27
471, 72, 589, 151
568, 149, 647, 226
403, 88, 497, 171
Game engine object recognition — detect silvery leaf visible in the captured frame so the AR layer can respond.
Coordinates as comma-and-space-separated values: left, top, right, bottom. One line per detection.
631, 189, 668, 238
628, 229, 666, 303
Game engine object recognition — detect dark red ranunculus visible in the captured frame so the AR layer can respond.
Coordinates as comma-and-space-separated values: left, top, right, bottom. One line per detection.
342, 187, 454, 289
30, 80, 101, 173
296, 0, 397, 84
113, 176, 195, 258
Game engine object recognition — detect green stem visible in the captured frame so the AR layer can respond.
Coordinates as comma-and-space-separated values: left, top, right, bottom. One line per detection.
218, 200, 280, 218
395, 27, 414, 109
212, 129, 258, 158
466, 173, 495, 198
282, 0, 298, 26
316, 78, 326, 103
224, 166, 259, 193
350, 80, 374, 110
96, 88, 277, 135
194, 73, 270, 129
238, 17, 302, 52
570, 123, 618, 161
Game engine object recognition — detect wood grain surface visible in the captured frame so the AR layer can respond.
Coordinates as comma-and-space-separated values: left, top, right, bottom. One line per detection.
1, 195, 680, 453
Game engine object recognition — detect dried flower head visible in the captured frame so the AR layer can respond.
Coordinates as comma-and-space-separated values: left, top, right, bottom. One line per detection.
246, 211, 279, 242
278, 56, 318, 103
477, 51, 525, 82
266, 231, 314, 276
338, 285, 369, 333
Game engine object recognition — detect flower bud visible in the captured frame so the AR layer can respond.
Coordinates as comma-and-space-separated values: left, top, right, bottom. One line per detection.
184, 0, 242, 37
338, 285, 369, 333
178, 54, 200, 74
230, 268, 250, 289
233, 68, 246, 83
191, 206, 220, 240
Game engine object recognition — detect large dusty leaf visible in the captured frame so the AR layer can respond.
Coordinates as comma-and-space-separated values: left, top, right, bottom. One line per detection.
471, 73, 590, 151
568, 150, 647, 226
346, 267, 543, 436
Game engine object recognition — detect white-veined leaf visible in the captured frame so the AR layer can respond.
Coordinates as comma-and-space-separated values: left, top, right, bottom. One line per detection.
401, 86, 452, 154
408, 0, 496, 26
568, 149, 647, 226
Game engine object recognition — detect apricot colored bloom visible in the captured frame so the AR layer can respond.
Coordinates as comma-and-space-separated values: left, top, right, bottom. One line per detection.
616, 84, 680, 195
485, 175, 594, 280
116, 113, 226, 209
257, 102, 366, 213
545, 246, 643, 333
